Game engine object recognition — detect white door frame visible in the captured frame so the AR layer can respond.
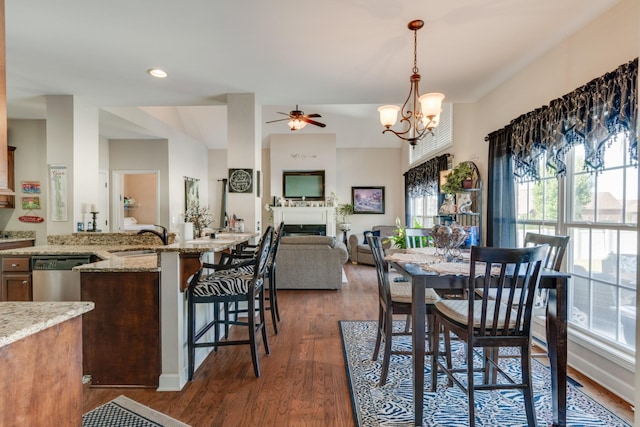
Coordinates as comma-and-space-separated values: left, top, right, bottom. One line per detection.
111, 169, 160, 231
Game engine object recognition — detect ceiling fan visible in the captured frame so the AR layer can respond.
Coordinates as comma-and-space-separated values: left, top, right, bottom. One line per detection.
266, 105, 326, 130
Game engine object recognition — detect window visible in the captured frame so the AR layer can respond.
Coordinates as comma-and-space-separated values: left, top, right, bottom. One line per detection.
410, 194, 439, 228
516, 134, 637, 352
410, 103, 453, 165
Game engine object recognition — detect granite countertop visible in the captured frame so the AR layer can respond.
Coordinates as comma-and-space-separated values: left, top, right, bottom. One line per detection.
0, 237, 36, 244
156, 231, 259, 254
0, 301, 94, 347
0, 231, 259, 272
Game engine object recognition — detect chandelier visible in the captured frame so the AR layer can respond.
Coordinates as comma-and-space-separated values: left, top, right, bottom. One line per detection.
378, 20, 444, 146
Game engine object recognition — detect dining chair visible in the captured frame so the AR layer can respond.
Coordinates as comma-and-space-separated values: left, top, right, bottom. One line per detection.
431, 245, 547, 427
404, 227, 432, 248
368, 234, 444, 386
222, 221, 285, 334
186, 226, 274, 380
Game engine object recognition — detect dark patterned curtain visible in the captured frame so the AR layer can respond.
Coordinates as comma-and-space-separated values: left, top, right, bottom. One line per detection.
404, 154, 450, 226
404, 154, 450, 198
486, 128, 516, 248
510, 58, 637, 179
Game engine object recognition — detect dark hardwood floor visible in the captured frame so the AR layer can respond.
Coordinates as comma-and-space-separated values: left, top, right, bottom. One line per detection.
82, 263, 634, 426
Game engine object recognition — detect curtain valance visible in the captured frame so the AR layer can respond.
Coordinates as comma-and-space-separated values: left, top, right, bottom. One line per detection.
404, 154, 449, 198
509, 58, 637, 179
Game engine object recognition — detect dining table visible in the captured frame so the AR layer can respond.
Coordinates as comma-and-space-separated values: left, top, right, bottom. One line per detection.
386, 247, 571, 427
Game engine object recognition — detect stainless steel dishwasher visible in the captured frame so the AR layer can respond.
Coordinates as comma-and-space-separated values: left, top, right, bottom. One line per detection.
31, 255, 93, 301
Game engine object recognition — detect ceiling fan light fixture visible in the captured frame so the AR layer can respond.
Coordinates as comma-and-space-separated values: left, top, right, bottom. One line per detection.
288, 118, 307, 131
379, 20, 445, 146
147, 68, 168, 78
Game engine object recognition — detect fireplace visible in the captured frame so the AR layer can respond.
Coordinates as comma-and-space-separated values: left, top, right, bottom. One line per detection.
282, 224, 326, 236
271, 207, 337, 238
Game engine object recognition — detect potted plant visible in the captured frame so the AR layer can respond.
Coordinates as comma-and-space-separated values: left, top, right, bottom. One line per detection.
440, 161, 474, 194
335, 203, 354, 231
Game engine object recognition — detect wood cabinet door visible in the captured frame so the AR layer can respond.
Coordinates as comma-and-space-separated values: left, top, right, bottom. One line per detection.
2, 273, 32, 301
0, 146, 15, 208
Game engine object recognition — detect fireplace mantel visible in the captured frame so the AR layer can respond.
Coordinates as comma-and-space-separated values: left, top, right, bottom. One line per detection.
271, 207, 336, 238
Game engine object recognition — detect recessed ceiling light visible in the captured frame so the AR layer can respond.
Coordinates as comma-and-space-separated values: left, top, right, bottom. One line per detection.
147, 68, 168, 78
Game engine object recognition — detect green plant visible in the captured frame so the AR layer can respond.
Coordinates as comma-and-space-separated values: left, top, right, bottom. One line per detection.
384, 217, 425, 249
335, 203, 354, 223
441, 161, 473, 194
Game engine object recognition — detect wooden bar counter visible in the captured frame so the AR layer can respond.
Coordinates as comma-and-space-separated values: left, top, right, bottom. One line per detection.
0, 302, 94, 427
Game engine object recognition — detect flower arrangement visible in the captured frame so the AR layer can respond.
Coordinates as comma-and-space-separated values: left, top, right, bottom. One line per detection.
184, 202, 214, 237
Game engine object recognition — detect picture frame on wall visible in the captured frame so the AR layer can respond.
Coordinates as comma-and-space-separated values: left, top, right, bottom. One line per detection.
228, 168, 254, 193
352, 186, 385, 214
184, 177, 200, 212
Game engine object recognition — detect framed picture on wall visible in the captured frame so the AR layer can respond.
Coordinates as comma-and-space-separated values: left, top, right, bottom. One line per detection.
184, 177, 200, 212
352, 186, 385, 214
228, 168, 253, 193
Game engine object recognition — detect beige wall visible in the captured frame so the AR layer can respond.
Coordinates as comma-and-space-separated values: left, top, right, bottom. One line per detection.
124, 173, 157, 224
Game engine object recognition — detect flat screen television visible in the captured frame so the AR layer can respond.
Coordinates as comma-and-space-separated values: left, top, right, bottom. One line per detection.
282, 170, 325, 201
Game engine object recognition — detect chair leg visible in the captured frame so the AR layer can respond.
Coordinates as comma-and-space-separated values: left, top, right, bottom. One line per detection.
271, 266, 281, 322
379, 309, 394, 386
372, 305, 384, 361
404, 314, 412, 333
467, 343, 476, 427
187, 295, 196, 381
521, 344, 537, 426
431, 316, 440, 391
248, 293, 261, 378
213, 303, 220, 351
267, 276, 278, 335
259, 288, 270, 355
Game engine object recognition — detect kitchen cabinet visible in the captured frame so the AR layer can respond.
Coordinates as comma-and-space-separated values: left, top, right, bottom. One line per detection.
1, 255, 31, 301
81, 271, 160, 387
0, 146, 15, 208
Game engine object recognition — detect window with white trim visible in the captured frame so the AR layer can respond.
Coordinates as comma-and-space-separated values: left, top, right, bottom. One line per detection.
516, 134, 637, 353
410, 103, 453, 165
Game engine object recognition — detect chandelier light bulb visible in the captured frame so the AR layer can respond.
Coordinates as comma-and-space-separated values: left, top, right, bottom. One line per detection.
378, 105, 401, 127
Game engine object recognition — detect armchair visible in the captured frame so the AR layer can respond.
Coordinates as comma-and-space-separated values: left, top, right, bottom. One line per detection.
348, 225, 397, 265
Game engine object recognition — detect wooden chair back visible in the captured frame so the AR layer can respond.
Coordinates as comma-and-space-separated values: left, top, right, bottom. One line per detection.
404, 228, 432, 248
367, 234, 392, 310
470, 245, 547, 338
523, 232, 569, 271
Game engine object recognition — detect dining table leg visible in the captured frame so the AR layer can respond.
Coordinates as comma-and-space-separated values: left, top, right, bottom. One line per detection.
545, 278, 568, 426
412, 278, 426, 426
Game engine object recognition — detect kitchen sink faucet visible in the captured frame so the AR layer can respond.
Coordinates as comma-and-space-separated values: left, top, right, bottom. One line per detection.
137, 225, 168, 245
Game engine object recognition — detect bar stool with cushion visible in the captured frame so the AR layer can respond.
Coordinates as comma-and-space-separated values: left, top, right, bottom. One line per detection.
368, 234, 444, 386
186, 226, 274, 380
221, 222, 285, 334
431, 245, 547, 427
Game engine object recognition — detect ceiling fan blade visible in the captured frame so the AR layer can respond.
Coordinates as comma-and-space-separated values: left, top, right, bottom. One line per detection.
301, 117, 326, 128
306, 113, 322, 118
276, 112, 290, 116
265, 118, 289, 124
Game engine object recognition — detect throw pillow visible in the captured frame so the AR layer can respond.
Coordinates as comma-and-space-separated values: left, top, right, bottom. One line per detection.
362, 229, 381, 245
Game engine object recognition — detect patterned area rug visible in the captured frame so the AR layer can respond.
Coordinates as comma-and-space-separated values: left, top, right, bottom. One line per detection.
340, 320, 631, 427
83, 395, 191, 427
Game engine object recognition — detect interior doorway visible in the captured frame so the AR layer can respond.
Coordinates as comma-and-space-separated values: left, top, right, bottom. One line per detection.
111, 170, 160, 232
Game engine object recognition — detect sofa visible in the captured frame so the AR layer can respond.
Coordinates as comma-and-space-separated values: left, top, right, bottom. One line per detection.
348, 225, 397, 265
276, 235, 349, 290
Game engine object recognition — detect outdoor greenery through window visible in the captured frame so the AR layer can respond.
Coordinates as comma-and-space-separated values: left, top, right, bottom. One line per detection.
516, 134, 637, 353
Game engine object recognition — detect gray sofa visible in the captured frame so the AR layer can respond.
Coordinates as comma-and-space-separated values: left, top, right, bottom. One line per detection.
348, 225, 397, 265
276, 235, 349, 290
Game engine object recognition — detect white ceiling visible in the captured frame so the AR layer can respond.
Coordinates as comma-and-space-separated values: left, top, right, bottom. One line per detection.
5, 0, 621, 148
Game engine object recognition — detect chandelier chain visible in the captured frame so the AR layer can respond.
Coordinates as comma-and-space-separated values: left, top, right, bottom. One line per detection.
412, 27, 419, 75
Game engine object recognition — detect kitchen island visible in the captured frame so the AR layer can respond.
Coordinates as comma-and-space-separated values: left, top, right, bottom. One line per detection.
0, 301, 94, 426
0, 231, 258, 391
